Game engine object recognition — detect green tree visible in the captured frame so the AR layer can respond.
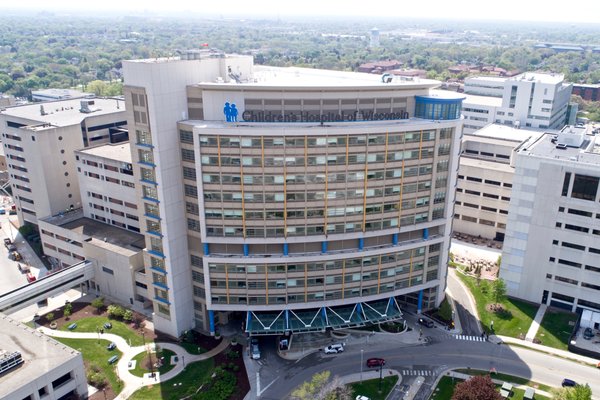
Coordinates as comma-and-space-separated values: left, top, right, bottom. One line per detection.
91, 297, 104, 314
45, 312, 55, 322
491, 278, 507, 305
290, 371, 349, 400
551, 384, 592, 400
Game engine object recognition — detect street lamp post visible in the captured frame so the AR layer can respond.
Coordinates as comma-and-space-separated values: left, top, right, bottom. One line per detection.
360, 349, 364, 383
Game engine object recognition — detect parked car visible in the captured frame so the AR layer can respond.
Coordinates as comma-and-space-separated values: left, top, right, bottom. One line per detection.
106, 342, 116, 351
417, 317, 434, 328
0, 209, 5, 215
356, 396, 370, 400
3, 238, 11, 247
323, 343, 344, 354
584, 328, 594, 340
26, 273, 36, 283
366, 358, 385, 368
251, 344, 261, 360
561, 378, 577, 387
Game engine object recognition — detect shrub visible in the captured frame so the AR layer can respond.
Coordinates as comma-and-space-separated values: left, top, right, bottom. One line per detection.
107, 304, 125, 319
91, 297, 104, 314
226, 350, 240, 359
46, 312, 55, 322
123, 309, 133, 322
87, 370, 107, 388
63, 308, 72, 320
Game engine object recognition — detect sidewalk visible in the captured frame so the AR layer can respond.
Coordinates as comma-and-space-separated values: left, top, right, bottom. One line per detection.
38, 325, 231, 399
525, 304, 547, 341
490, 334, 599, 366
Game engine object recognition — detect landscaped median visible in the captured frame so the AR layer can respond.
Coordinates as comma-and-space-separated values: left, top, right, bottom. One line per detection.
349, 375, 398, 400
430, 370, 552, 400
59, 316, 145, 346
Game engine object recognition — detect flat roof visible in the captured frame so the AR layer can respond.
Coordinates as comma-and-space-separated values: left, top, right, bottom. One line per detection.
508, 72, 564, 85
465, 76, 507, 83
31, 88, 94, 99
62, 217, 145, 256
460, 156, 514, 173
200, 65, 440, 90
78, 142, 132, 163
0, 313, 80, 396
42, 209, 144, 255
461, 93, 503, 108
0, 98, 125, 128
467, 124, 542, 144
519, 129, 600, 166
183, 116, 459, 132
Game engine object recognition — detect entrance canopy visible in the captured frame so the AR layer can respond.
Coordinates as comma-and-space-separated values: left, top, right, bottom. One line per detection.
246, 297, 402, 335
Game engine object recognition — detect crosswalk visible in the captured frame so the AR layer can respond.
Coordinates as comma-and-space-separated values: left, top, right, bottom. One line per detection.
400, 369, 433, 376
453, 334, 487, 342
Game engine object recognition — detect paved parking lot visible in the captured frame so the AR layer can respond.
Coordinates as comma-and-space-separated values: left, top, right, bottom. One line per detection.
0, 213, 32, 294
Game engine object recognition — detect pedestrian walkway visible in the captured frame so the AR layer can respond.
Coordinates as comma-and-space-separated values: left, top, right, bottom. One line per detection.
490, 334, 599, 366
525, 304, 547, 341
37, 325, 230, 399
453, 334, 487, 342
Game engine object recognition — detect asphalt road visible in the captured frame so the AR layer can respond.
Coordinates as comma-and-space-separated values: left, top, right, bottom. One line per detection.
447, 268, 482, 336
260, 335, 600, 399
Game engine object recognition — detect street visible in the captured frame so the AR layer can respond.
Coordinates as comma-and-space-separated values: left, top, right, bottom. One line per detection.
259, 332, 600, 399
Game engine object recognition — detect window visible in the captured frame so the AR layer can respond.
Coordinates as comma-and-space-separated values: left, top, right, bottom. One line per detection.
561, 172, 571, 196
571, 174, 599, 201
51, 372, 72, 389
180, 130, 193, 144
102, 266, 114, 275
562, 242, 585, 251
555, 276, 578, 285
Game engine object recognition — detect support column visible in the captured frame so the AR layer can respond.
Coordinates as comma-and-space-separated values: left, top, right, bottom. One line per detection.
417, 290, 424, 314
283, 243, 289, 256
209, 310, 215, 335
392, 233, 398, 245
243, 243, 249, 256
246, 312, 251, 333
321, 241, 328, 254
358, 237, 364, 251
285, 309, 290, 331
203, 243, 210, 255
423, 228, 429, 240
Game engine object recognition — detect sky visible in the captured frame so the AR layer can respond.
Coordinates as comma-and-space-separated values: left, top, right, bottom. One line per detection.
4, 0, 600, 24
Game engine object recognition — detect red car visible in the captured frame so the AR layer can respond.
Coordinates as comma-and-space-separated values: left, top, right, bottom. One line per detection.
26, 273, 36, 283
366, 358, 385, 368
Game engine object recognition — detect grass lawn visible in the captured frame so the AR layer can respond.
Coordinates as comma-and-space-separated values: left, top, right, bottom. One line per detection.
55, 337, 124, 394
129, 359, 214, 400
430, 374, 550, 400
350, 375, 398, 400
455, 369, 553, 393
430, 376, 461, 399
129, 348, 176, 377
178, 342, 206, 355
534, 309, 577, 350
59, 316, 145, 346
457, 273, 538, 337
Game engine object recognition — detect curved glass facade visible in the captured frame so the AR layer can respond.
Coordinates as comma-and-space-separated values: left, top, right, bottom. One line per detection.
414, 95, 465, 121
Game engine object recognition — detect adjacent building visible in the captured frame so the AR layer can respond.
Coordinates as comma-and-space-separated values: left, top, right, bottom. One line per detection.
454, 124, 542, 241
0, 313, 87, 400
122, 50, 464, 337
0, 98, 127, 225
500, 125, 600, 313
461, 73, 573, 134
31, 89, 94, 102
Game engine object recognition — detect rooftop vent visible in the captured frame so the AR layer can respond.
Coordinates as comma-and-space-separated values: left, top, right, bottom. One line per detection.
0, 351, 24, 375
79, 100, 99, 114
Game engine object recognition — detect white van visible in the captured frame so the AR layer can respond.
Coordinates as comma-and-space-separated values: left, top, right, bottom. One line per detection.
323, 343, 344, 354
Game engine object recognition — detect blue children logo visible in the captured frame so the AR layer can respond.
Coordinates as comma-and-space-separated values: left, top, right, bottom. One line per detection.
223, 102, 238, 122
